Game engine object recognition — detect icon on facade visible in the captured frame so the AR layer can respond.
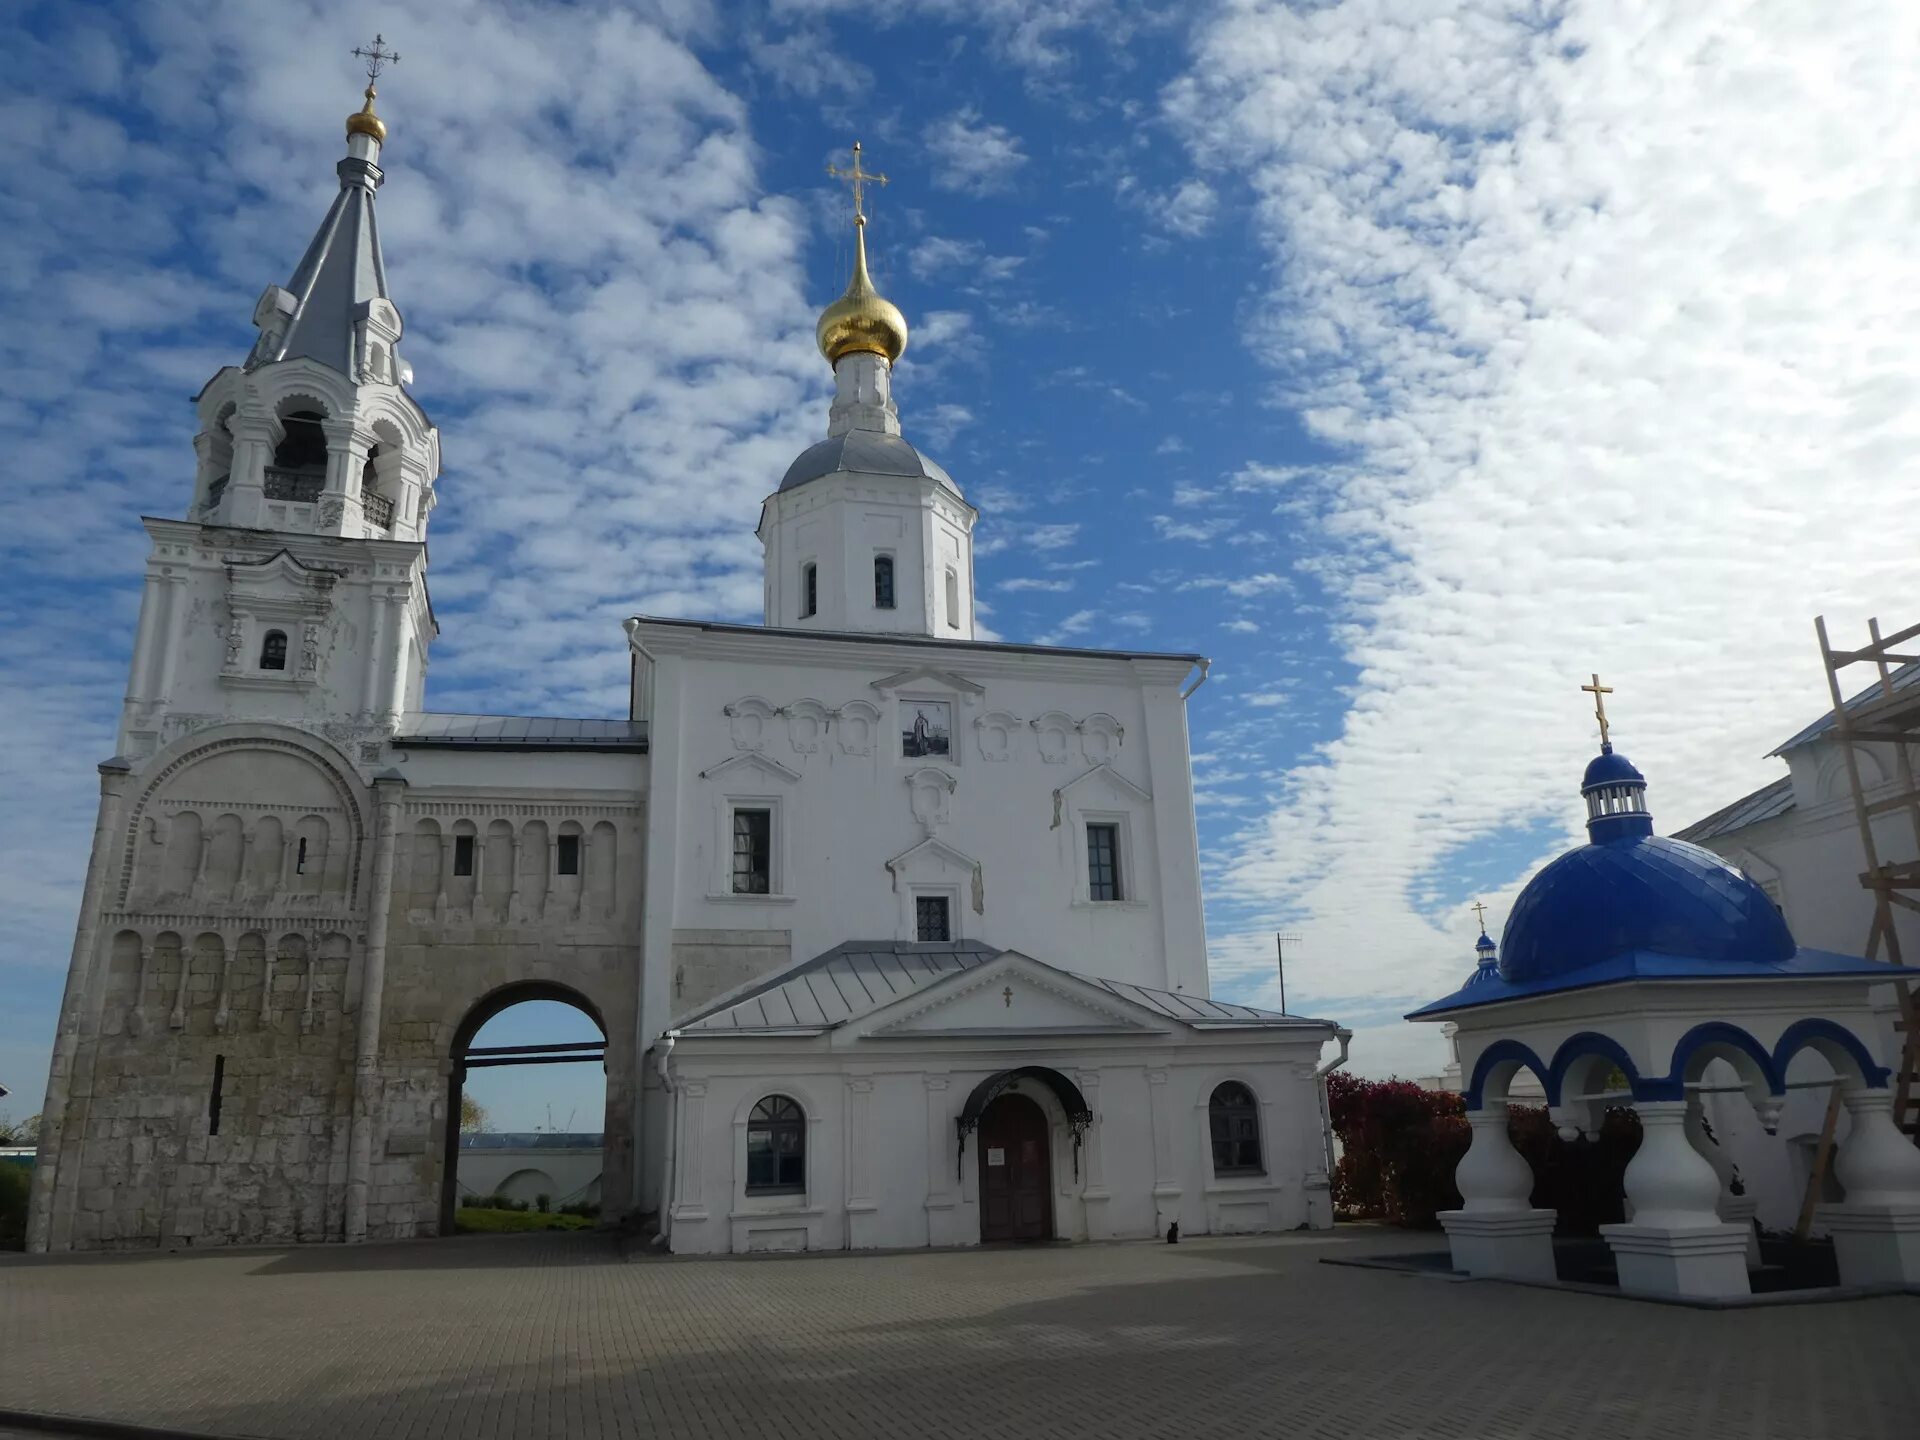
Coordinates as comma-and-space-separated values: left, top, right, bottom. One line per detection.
902, 700, 952, 759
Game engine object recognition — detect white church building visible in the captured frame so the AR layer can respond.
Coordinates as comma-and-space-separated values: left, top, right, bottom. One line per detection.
26, 91, 1346, 1255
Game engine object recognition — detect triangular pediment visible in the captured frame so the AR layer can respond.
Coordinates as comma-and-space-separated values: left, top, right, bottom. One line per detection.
885, 835, 977, 877
870, 666, 985, 696
1056, 761, 1151, 804
699, 751, 800, 784
861, 950, 1172, 1039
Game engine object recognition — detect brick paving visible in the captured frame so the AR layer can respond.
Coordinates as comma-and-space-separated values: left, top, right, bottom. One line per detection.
1, 1228, 1917, 1440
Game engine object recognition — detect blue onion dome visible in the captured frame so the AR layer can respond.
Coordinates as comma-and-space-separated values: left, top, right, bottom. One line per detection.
1499, 746, 1794, 984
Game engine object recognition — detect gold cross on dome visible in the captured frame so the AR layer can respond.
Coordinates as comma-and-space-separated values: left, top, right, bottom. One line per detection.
827, 141, 888, 225
351, 33, 401, 83
1581, 673, 1615, 748
1470, 901, 1489, 935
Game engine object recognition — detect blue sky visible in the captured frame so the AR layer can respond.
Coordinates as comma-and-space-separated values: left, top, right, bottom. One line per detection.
6, 1, 1920, 1129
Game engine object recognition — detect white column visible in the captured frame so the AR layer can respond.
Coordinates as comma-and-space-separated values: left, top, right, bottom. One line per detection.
360, 585, 388, 723
128, 940, 153, 1038
1600, 1100, 1750, 1299
671, 1080, 708, 1223
845, 1077, 876, 1248
505, 825, 523, 923
1818, 1087, 1920, 1287
1437, 1103, 1558, 1281
1146, 1068, 1181, 1232
168, 939, 192, 1030
152, 573, 186, 706
1075, 1069, 1110, 1239
923, 1074, 954, 1245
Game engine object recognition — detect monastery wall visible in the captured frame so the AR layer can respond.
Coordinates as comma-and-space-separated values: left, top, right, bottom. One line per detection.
33, 728, 649, 1250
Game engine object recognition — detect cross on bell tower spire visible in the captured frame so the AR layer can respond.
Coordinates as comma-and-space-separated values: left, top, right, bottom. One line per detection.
827, 140, 888, 226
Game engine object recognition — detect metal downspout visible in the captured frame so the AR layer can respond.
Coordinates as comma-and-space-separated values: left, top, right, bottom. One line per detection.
653, 1030, 680, 1249
1316, 1028, 1353, 1192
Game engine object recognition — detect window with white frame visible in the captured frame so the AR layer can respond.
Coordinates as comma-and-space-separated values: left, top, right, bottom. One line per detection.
731, 807, 772, 894
874, 553, 896, 610
915, 894, 951, 941
1086, 822, 1123, 901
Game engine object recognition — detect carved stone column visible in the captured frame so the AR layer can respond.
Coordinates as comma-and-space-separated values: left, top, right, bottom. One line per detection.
1075, 1069, 1110, 1240
128, 940, 153, 1037
344, 773, 407, 1243
1145, 1068, 1181, 1230
1599, 1100, 1749, 1299
1437, 1103, 1558, 1281
505, 826, 523, 923
168, 938, 193, 1030
1818, 1087, 1920, 1287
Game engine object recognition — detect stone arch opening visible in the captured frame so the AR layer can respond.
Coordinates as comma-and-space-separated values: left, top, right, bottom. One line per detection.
440, 982, 610, 1234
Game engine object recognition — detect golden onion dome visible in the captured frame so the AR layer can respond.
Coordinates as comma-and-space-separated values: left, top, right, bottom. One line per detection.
346, 85, 387, 145
816, 221, 908, 366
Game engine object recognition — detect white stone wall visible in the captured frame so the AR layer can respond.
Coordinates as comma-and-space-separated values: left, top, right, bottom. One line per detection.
658, 1039, 1332, 1255
631, 621, 1212, 1060
121, 521, 431, 764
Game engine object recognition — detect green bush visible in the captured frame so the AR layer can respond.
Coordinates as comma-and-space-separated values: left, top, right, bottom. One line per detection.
0, 1163, 30, 1250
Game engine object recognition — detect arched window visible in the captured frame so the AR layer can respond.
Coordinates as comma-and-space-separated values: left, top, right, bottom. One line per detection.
271, 410, 328, 472
260, 630, 288, 671
746, 1094, 806, 1194
1209, 1082, 1263, 1175
874, 554, 895, 610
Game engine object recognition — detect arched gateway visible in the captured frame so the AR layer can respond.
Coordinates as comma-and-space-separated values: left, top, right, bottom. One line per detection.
441, 982, 618, 1234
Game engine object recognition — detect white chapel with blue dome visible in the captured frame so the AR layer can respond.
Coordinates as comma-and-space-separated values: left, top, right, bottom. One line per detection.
1410, 680, 1920, 1300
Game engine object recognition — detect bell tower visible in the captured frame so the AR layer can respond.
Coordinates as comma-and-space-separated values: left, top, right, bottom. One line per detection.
758, 142, 978, 640
120, 48, 441, 759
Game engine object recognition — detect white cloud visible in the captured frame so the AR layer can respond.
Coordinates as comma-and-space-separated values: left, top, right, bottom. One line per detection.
909, 235, 1024, 285
1034, 608, 1097, 645
1170, 0, 1920, 1074
924, 107, 1029, 196
1151, 514, 1233, 542
1001, 577, 1075, 592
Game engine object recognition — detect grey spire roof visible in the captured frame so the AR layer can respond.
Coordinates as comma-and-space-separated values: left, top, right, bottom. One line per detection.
259, 156, 391, 375
778, 432, 960, 497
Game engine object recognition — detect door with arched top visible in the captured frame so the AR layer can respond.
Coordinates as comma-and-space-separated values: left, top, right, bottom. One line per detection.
978, 1092, 1052, 1241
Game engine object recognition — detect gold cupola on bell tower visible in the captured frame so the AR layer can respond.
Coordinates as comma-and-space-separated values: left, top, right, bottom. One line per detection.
816, 142, 909, 366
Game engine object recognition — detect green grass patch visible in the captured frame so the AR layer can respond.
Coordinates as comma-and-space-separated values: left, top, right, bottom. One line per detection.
454, 1206, 595, 1234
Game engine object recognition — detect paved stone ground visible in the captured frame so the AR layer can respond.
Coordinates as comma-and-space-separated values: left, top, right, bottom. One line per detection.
2, 1228, 1917, 1440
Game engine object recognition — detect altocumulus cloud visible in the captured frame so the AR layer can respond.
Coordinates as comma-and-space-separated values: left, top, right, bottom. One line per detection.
1168, 0, 1920, 1075
0, 0, 827, 976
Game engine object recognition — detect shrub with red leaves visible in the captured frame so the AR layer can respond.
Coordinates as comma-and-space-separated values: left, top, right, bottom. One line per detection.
1328, 1071, 1641, 1231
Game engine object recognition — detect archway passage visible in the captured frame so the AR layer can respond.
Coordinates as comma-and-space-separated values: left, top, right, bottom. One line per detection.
978, 1093, 1052, 1242
441, 982, 609, 1235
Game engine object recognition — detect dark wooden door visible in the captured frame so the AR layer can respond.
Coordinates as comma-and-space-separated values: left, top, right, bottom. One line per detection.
978, 1093, 1052, 1242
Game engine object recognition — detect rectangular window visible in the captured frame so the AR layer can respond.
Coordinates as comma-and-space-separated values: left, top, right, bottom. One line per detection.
453, 835, 475, 877
801, 562, 818, 618
556, 834, 580, 875
732, 808, 772, 895
1087, 823, 1122, 901
874, 554, 895, 610
944, 568, 960, 629
294, 836, 309, 876
916, 895, 951, 942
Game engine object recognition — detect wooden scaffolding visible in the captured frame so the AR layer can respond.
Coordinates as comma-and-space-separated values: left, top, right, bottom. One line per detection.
1813, 614, 1920, 1137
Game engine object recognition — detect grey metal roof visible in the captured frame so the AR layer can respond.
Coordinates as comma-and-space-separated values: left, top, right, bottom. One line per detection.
1772, 660, 1920, 754
1673, 775, 1795, 843
778, 431, 961, 497
678, 940, 1330, 1035
262, 156, 390, 376
394, 712, 648, 752
628, 613, 1206, 667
